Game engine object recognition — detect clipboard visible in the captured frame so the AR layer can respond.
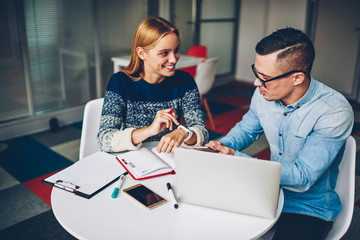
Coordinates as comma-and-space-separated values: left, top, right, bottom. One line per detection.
42, 151, 126, 199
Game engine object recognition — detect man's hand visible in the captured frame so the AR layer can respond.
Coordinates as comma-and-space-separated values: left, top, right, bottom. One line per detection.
206, 141, 236, 155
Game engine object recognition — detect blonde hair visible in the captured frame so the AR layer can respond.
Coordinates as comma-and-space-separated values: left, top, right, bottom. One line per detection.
123, 17, 180, 80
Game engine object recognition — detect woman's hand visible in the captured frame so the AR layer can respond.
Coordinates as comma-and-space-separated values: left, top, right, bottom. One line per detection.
131, 108, 179, 145
156, 129, 189, 153
206, 141, 235, 155
148, 109, 179, 136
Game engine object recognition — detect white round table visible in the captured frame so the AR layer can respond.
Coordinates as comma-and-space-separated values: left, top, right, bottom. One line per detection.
52, 173, 283, 240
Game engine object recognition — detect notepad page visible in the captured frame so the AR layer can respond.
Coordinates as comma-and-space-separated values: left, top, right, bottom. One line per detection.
118, 148, 172, 177
151, 147, 176, 169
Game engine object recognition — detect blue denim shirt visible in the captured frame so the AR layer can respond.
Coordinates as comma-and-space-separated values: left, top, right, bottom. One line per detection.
220, 78, 354, 221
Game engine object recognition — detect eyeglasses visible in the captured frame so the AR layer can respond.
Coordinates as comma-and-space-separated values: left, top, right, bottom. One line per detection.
251, 64, 306, 88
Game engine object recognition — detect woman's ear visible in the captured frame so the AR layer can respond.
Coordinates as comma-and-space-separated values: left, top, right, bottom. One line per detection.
293, 72, 306, 86
136, 47, 145, 60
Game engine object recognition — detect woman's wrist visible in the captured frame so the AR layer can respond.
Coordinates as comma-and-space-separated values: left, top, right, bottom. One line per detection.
177, 125, 193, 142
177, 125, 196, 145
131, 126, 153, 145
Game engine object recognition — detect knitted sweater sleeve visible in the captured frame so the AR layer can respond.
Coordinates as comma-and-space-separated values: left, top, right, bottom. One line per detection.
181, 78, 209, 145
97, 74, 141, 152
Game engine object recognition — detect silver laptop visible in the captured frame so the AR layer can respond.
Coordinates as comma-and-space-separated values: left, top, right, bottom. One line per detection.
174, 148, 281, 218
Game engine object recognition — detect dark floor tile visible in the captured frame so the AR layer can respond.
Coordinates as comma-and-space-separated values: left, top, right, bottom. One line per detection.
356, 153, 360, 177
213, 95, 251, 107
352, 122, 360, 135
342, 207, 360, 240
228, 81, 255, 90
0, 184, 50, 231
31, 126, 81, 148
208, 131, 224, 141
207, 101, 237, 116
70, 121, 83, 131
0, 210, 76, 240
207, 82, 255, 100
0, 137, 72, 182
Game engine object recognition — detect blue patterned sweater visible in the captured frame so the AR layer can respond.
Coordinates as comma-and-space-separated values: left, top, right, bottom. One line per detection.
97, 70, 209, 152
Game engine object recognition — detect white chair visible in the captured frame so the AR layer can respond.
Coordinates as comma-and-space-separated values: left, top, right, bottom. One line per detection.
326, 135, 356, 239
79, 98, 104, 160
194, 57, 219, 130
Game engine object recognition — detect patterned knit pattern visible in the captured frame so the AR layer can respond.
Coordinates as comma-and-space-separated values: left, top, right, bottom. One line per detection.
98, 70, 208, 152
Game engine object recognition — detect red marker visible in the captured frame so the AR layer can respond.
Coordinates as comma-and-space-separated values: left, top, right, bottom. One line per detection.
168, 108, 174, 114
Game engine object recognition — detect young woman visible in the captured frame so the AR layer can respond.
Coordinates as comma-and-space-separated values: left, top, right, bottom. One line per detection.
98, 17, 208, 153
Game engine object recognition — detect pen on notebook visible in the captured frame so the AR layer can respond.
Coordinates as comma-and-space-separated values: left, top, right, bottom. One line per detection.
111, 172, 128, 199
166, 182, 178, 209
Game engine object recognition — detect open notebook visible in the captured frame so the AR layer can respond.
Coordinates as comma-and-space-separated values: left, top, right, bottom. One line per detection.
116, 147, 176, 180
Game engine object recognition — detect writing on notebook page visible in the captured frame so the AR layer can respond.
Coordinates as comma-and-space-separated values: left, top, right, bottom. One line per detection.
116, 147, 176, 180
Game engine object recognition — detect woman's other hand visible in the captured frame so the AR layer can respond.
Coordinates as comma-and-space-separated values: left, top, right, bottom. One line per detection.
148, 108, 179, 136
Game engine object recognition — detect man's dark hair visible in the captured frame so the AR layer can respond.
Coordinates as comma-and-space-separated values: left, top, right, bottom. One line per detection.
255, 27, 315, 75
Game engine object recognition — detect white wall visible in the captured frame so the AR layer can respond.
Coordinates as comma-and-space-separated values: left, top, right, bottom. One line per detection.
235, 0, 307, 83
235, 0, 268, 83
266, 0, 307, 34
312, 0, 360, 96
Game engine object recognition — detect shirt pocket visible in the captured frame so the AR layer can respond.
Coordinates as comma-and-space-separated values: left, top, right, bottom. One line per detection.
286, 135, 306, 162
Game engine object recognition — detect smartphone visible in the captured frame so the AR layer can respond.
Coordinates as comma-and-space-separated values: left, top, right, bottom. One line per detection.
123, 184, 167, 210
191, 146, 219, 153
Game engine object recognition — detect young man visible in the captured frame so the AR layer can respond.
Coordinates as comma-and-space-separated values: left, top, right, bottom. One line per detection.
207, 28, 354, 239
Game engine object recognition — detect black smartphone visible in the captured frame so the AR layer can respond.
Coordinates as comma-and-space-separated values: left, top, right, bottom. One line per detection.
191, 146, 219, 153
123, 184, 167, 210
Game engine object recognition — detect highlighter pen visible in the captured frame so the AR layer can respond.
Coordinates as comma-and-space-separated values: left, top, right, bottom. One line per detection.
111, 173, 128, 199
166, 182, 179, 209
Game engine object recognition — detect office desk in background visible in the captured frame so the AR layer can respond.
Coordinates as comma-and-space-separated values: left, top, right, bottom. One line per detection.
111, 55, 204, 73
51, 142, 284, 240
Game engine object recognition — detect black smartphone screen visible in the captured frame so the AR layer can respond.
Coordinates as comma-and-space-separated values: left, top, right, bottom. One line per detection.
124, 184, 165, 207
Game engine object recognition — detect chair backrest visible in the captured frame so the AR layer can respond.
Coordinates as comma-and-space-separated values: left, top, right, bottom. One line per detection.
186, 45, 208, 58
326, 135, 356, 239
195, 57, 219, 95
181, 45, 208, 78
79, 98, 104, 160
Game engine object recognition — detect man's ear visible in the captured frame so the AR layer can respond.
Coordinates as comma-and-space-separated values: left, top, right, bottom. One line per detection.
293, 72, 306, 86
136, 47, 145, 60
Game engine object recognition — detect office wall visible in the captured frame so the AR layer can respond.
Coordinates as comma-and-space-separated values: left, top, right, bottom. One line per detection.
311, 0, 360, 97
235, 0, 307, 83
266, 0, 307, 34
235, 0, 267, 83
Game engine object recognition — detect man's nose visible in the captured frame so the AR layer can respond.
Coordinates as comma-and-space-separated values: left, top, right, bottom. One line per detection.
254, 77, 263, 87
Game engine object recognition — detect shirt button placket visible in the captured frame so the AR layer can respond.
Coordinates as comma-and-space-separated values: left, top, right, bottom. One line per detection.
279, 111, 288, 158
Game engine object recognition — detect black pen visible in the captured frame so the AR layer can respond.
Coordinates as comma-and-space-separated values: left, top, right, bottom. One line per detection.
166, 183, 178, 209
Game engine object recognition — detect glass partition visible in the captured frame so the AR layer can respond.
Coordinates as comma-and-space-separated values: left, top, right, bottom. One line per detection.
24, 0, 96, 114
0, 0, 29, 122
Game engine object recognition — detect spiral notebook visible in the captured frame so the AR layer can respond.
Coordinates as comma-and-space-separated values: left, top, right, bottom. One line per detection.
116, 147, 176, 180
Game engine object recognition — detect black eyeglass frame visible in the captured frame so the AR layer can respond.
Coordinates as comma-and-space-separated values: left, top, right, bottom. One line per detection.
251, 64, 306, 88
